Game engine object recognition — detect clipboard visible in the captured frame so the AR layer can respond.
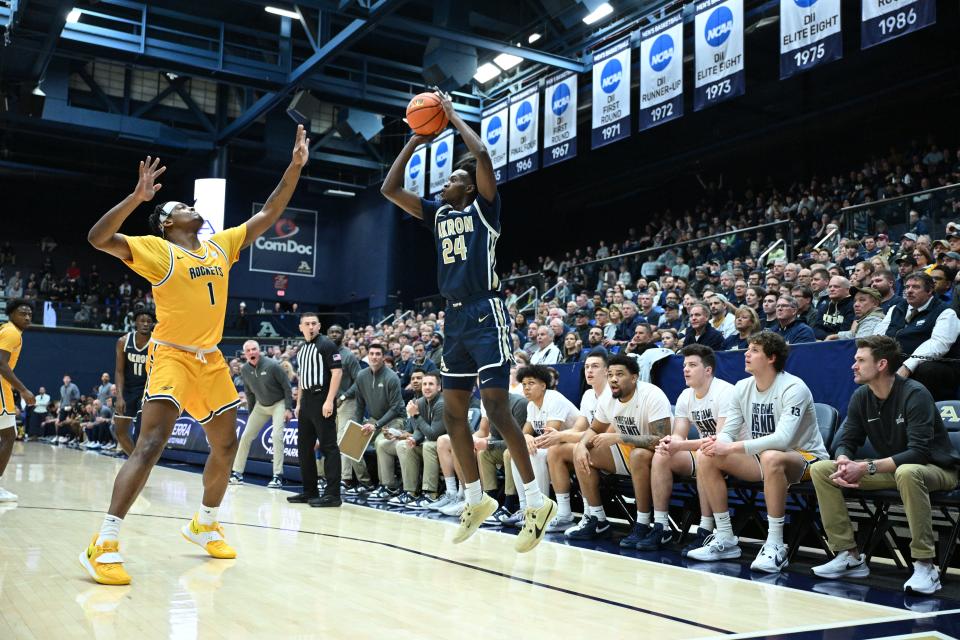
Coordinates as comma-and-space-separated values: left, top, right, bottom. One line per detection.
338, 420, 375, 462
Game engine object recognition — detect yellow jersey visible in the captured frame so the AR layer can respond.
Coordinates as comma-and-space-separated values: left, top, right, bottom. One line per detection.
0, 322, 22, 369
123, 225, 247, 349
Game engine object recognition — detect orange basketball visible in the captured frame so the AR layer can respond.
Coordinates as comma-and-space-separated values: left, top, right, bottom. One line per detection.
406, 92, 448, 135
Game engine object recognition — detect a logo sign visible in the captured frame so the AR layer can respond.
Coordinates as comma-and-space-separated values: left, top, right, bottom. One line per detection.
507, 85, 540, 180
481, 102, 509, 183
515, 101, 533, 131
705, 6, 734, 46
600, 58, 623, 94
408, 153, 422, 179
435, 140, 449, 167
249, 205, 318, 278
551, 83, 570, 116
403, 144, 427, 197
543, 72, 578, 168
261, 423, 298, 459
429, 130, 455, 197
486, 115, 502, 145
649, 34, 674, 72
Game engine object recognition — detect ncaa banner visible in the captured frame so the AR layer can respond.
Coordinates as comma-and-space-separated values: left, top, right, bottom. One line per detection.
248, 204, 317, 278
429, 130, 455, 198
507, 85, 540, 180
694, 0, 745, 111
591, 37, 631, 150
861, 0, 935, 49
481, 100, 509, 184
780, 0, 842, 79
403, 144, 427, 197
639, 13, 684, 131
543, 72, 578, 168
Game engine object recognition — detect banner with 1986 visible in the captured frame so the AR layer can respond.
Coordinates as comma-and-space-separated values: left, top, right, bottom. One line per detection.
861, 0, 935, 50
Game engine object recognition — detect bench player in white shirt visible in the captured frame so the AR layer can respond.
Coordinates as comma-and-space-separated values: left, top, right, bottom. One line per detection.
544, 349, 608, 532
639, 344, 737, 553
500, 365, 581, 527
689, 331, 828, 573
565, 354, 673, 540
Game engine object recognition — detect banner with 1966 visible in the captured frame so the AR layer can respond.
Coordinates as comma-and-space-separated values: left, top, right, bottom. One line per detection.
507, 85, 540, 180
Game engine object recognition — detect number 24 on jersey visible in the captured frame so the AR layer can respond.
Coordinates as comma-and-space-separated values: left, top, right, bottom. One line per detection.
441, 235, 468, 264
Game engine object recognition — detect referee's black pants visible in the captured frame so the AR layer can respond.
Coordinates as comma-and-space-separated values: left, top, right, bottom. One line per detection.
298, 390, 341, 498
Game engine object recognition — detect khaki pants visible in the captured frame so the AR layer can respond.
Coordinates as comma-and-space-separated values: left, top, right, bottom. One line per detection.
396, 440, 441, 495
234, 400, 287, 476
477, 448, 516, 496
810, 460, 958, 560
373, 418, 407, 489
330, 398, 371, 484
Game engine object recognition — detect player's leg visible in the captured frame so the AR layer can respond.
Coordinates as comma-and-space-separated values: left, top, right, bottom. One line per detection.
545, 443, 576, 531
444, 386, 498, 543
640, 449, 697, 551
81, 397, 180, 586
232, 403, 270, 484
0, 415, 16, 501
750, 450, 810, 573
565, 444, 617, 540
179, 408, 239, 560
687, 452, 761, 562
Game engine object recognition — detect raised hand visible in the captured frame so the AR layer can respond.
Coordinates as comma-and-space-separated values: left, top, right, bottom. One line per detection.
431, 86, 455, 120
133, 156, 166, 202
291, 124, 310, 168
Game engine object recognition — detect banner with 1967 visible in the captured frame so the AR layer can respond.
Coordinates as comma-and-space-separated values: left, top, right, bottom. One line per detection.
542, 72, 578, 168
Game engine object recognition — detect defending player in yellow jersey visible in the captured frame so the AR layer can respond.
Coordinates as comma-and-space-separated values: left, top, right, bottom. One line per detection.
81, 125, 310, 586
0, 299, 36, 504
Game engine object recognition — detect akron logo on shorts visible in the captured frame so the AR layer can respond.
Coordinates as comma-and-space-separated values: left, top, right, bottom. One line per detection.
440, 355, 449, 373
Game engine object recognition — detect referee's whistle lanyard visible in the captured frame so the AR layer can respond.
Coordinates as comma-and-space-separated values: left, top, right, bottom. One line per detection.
150, 338, 218, 364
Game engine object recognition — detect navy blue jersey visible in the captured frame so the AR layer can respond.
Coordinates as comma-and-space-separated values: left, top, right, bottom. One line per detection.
123, 332, 149, 389
421, 192, 502, 301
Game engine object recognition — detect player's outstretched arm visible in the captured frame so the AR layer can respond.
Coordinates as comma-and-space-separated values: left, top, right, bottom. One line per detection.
88, 156, 166, 261
242, 124, 310, 249
380, 133, 434, 219
434, 89, 496, 203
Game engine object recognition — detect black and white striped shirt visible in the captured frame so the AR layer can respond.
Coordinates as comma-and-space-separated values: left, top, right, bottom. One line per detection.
296, 335, 341, 391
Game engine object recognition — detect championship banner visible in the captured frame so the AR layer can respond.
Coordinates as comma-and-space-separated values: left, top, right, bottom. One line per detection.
248, 204, 317, 278
429, 130, 455, 198
639, 13, 684, 131
591, 36, 631, 149
780, 0, 842, 79
481, 100, 509, 184
542, 72, 578, 168
861, 0, 935, 50
403, 144, 427, 197
507, 84, 540, 180
694, 0, 745, 111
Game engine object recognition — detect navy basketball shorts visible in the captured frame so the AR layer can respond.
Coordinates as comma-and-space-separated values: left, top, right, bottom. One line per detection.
441, 295, 514, 391
118, 387, 145, 420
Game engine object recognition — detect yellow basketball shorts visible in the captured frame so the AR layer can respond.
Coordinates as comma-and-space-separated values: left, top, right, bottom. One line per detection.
144, 344, 240, 423
0, 378, 15, 417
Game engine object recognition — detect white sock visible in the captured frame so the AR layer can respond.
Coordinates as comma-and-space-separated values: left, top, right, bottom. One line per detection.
586, 504, 606, 521
97, 515, 123, 545
464, 480, 482, 506
518, 489, 527, 512
715, 511, 734, 540
444, 476, 457, 495
699, 515, 715, 531
523, 479, 544, 510
198, 504, 219, 526
556, 492, 571, 518
636, 511, 652, 526
653, 510, 670, 526
767, 515, 785, 546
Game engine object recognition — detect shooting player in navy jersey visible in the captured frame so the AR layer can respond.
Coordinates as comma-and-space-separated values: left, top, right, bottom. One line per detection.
381, 89, 556, 552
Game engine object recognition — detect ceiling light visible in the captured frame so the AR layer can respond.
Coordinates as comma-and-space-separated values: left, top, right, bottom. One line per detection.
528, 33, 541, 44
324, 188, 356, 198
582, 3, 613, 25
265, 6, 300, 19
31, 84, 45, 97
473, 63, 501, 83
493, 53, 522, 71
66, 8, 81, 23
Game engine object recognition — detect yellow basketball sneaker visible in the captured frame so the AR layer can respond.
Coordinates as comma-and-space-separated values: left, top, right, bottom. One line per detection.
452, 494, 498, 544
79, 535, 132, 585
515, 497, 558, 553
181, 515, 237, 559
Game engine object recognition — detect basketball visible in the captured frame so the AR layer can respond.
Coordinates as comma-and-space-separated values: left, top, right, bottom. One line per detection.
406, 92, 448, 135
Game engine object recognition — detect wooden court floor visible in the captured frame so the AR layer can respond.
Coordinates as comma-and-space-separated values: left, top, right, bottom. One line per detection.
0, 443, 939, 640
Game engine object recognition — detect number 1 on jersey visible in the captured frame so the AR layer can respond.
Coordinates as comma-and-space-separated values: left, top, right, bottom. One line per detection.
206, 282, 216, 305
441, 235, 468, 264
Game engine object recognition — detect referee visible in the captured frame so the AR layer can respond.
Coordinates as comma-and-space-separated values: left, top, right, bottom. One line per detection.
288, 312, 343, 507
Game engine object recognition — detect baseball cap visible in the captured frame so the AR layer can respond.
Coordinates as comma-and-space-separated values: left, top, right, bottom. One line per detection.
945, 251, 960, 260
850, 286, 881, 302
876, 233, 889, 241
901, 232, 918, 242
664, 301, 679, 310
895, 255, 918, 266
